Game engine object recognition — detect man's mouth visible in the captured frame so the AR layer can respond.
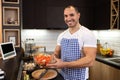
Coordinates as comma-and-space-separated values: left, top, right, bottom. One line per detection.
66, 20, 74, 24
67, 21, 72, 24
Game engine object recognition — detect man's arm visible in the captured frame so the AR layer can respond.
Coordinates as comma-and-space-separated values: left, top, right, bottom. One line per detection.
47, 47, 96, 68
63, 47, 97, 68
53, 45, 61, 58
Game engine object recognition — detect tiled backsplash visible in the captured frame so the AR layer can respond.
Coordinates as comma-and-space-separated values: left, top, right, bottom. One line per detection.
21, 29, 120, 56
21, 29, 63, 52
93, 30, 120, 56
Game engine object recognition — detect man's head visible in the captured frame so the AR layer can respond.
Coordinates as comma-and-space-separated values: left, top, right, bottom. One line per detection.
64, 5, 80, 28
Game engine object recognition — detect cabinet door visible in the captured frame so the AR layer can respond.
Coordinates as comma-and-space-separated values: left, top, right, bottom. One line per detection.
22, 0, 47, 29
34, 0, 47, 29
89, 61, 120, 80
94, 0, 110, 30
46, 7, 67, 29
22, 0, 35, 29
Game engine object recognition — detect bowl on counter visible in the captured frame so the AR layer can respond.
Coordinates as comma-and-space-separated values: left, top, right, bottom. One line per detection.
100, 47, 114, 57
33, 53, 52, 68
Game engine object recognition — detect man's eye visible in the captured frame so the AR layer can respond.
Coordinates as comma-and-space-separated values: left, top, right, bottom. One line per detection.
70, 14, 74, 17
64, 15, 68, 17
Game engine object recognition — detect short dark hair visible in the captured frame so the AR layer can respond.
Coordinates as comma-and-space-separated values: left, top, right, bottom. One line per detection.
64, 5, 79, 13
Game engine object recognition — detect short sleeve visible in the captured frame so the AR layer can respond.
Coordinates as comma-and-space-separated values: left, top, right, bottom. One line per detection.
57, 34, 62, 45
82, 31, 97, 48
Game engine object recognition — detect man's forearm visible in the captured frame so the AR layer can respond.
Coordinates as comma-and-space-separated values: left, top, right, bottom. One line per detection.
54, 52, 60, 58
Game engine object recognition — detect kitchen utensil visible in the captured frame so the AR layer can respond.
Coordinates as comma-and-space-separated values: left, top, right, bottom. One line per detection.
38, 69, 48, 80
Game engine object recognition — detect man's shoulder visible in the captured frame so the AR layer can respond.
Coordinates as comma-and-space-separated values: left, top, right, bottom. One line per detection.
79, 26, 93, 34
80, 26, 91, 31
59, 29, 69, 36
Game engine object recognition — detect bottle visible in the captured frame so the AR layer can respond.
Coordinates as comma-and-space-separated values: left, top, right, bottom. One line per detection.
97, 39, 102, 53
23, 71, 29, 80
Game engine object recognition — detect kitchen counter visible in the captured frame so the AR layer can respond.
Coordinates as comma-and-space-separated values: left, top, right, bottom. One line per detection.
0, 51, 120, 80
0, 51, 64, 80
17, 60, 64, 80
96, 54, 120, 69
0, 51, 22, 80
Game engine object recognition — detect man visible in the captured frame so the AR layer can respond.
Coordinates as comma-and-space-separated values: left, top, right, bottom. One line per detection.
47, 5, 97, 80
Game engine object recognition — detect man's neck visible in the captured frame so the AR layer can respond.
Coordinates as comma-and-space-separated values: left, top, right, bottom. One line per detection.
69, 23, 81, 34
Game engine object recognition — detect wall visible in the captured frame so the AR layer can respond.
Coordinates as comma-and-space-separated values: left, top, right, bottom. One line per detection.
93, 30, 120, 56
21, 29, 120, 56
21, 29, 63, 52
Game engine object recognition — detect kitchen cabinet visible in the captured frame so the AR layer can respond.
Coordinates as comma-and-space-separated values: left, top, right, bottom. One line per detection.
3, 6, 20, 26
46, 7, 67, 29
3, 29, 20, 47
22, 0, 95, 29
3, 0, 19, 4
89, 61, 120, 80
0, 0, 21, 48
22, 0, 48, 29
0, 0, 2, 43
22, 0, 114, 30
22, 0, 66, 29
22, 0, 35, 29
110, 0, 119, 29
93, 0, 110, 30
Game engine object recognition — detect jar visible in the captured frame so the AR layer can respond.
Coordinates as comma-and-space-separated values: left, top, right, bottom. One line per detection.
25, 38, 35, 55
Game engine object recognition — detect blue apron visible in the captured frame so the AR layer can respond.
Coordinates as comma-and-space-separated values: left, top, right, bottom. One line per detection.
60, 38, 86, 80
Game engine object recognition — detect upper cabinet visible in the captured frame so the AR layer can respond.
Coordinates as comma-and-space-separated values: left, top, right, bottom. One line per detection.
94, 0, 119, 30
22, 0, 67, 29
22, 0, 35, 29
110, 0, 119, 29
22, 0, 95, 29
22, 0, 119, 30
93, 0, 110, 30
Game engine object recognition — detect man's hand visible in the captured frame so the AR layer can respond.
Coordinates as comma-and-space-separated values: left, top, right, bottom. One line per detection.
46, 55, 64, 69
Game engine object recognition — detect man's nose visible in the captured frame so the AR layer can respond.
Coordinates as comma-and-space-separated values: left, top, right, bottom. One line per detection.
66, 16, 72, 21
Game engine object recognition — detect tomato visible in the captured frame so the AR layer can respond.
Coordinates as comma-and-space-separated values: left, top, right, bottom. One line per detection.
34, 53, 51, 66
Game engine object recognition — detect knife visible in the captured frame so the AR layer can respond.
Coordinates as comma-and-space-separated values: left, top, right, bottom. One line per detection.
38, 69, 48, 80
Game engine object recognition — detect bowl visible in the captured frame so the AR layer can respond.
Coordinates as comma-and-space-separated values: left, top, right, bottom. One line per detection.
32, 69, 57, 80
100, 48, 114, 57
23, 62, 36, 73
33, 53, 52, 67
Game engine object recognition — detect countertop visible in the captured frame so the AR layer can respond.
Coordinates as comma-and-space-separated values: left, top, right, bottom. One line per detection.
96, 54, 120, 69
0, 52, 64, 80
0, 52, 120, 80
0, 51, 22, 80
17, 60, 64, 80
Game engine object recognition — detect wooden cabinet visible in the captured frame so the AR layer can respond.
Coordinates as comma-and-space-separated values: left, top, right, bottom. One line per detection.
93, 0, 110, 30
3, 6, 20, 26
89, 61, 120, 80
22, 0, 35, 29
22, 0, 95, 29
1, 0, 21, 48
3, 0, 19, 4
0, 0, 2, 43
3, 29, 20, 47
22, 0, 47, 29
22, 0, 116, 30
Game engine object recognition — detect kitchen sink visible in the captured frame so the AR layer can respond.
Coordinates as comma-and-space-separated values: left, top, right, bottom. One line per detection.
104, 57, 120, 63
110, 58, 120, 63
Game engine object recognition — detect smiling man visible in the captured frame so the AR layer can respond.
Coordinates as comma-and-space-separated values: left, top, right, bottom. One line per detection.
47, 5, 97, 80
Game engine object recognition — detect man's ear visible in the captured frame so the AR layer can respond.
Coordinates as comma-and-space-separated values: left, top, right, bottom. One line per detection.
78, 12, 80, 19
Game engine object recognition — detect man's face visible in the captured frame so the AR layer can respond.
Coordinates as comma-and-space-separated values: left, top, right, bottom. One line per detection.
64, 7, 80, 28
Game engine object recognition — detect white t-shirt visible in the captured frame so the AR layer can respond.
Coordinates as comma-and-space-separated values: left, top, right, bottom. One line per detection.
57, 26, 97, 79
57, 26, 97, 48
